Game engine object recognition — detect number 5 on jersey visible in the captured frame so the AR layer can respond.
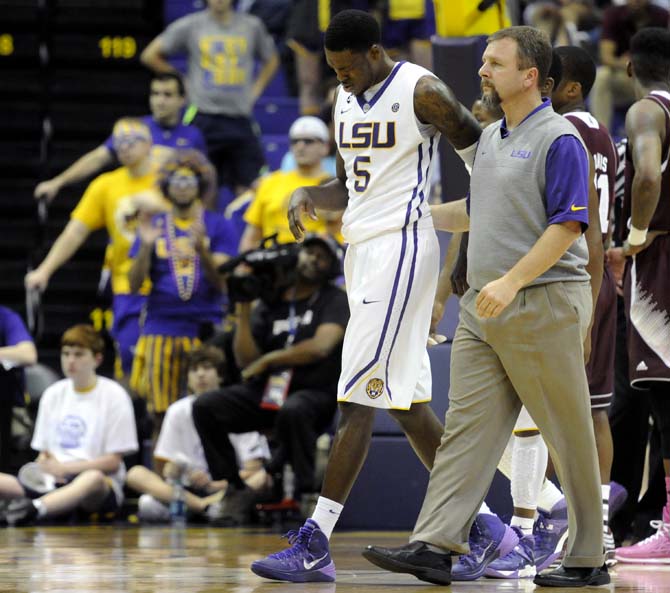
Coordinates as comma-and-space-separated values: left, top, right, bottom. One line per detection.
353, 156, 371, 192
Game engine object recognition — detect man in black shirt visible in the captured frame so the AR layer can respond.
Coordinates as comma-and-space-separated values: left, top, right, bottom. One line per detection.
192, 236, 348, 520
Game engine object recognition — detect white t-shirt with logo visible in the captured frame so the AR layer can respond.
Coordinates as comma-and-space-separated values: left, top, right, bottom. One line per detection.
154, 394, 270, 474
31, 376, 138, 498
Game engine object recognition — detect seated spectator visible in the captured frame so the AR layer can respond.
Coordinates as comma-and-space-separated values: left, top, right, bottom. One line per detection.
0, 306, 38, 473
33, 73, 213, 206
126, 345, 270, 522
192, 235, 348, 523
239, 116, 342, 253
128, 150, 233, 430
0, 325, 138, 526
590, 0, 669, 131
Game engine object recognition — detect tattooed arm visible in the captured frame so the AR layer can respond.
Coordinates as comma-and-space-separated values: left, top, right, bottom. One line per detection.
413, 76, 482, 150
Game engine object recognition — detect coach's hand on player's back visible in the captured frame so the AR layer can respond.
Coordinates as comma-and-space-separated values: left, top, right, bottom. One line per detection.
288, 187, 318, 241
475, 275, 520, 319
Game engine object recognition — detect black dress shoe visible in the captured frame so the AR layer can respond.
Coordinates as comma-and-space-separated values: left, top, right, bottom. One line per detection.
362, 541, 452, 585
533, 564, 610, 587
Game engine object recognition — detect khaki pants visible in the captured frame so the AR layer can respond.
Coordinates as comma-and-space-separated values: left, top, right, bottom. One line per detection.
590, 66, 636, 131
412, 281, 604, 568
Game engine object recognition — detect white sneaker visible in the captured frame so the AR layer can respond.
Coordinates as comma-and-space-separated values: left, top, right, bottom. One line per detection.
137, 494, 170, 522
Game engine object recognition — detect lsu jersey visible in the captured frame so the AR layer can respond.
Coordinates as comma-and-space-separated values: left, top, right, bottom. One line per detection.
334, 61, 440, 244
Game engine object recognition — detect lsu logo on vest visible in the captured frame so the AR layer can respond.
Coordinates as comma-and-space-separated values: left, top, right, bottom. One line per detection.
338, 122, 396, 149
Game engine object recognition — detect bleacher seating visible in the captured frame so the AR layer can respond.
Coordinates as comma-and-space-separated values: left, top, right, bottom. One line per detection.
0, 0, 162, 371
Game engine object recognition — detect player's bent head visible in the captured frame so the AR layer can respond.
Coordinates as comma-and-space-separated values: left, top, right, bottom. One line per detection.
553, 46, 596, 105
324, 10, 385, 96
325, 9, 380, 54
488, 26, 552, 89
630, 27, 670, 86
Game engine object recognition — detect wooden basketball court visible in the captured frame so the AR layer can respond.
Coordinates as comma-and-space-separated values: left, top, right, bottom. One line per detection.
0, 525, 667, 592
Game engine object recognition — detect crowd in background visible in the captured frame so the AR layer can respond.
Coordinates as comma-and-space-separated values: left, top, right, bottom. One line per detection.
0, 0, 668, 567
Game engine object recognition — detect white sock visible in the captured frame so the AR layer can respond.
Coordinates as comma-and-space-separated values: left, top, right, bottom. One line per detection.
511, 434, 548, 511
601, 484, 610, 526
510, 515, 534, 535
311, 496, 343, 540
537, 479, 563, 513
479, 500, 493, 515
33, 499, 47, 518
497, 434, 514, 480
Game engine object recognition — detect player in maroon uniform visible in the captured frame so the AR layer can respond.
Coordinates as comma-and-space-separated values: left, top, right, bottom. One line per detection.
610, 27, 670, 564
552, 45, 619, 559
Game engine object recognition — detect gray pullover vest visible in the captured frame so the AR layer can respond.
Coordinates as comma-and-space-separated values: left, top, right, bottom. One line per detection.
467, 104, 590, 291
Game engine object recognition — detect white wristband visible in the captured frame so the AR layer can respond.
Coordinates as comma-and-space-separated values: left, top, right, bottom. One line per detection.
627, 225, 648, 246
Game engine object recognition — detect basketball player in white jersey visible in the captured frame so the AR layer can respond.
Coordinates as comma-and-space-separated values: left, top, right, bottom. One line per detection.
250, 9, 481, 583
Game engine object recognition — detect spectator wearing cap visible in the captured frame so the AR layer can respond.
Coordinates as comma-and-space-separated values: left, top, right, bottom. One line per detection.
192, 235, 349, 519
25, 118, 161, 380
239, 116, 343, 253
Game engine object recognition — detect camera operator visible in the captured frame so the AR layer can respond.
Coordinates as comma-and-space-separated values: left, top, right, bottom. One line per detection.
192, 235, 349, 522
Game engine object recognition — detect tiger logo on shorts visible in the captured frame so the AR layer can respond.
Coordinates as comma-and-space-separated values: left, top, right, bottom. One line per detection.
366, 378, 384, 399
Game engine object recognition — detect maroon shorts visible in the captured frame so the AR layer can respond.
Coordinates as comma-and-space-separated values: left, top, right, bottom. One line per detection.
624, 234, 670, 388
586, 265, 617, 408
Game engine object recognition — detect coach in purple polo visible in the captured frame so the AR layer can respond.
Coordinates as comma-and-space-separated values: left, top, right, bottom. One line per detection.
363, 26, 607, 587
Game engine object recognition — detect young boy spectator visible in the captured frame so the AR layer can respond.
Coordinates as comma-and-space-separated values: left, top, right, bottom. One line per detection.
126, 345, 270, 522
0, 325, 138, 525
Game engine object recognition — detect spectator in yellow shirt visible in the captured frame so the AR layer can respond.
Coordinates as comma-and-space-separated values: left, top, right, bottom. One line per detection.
25, 118, 159, 379
239, 116, 343, 252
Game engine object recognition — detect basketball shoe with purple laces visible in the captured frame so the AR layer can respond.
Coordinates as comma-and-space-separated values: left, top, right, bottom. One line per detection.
251, 519, 336, 582
534, 501, 569, 572
451, 514, 519, 581
485, 527, 536, 579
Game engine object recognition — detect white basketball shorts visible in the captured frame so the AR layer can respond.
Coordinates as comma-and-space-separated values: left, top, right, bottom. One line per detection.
337, 224, 439, 409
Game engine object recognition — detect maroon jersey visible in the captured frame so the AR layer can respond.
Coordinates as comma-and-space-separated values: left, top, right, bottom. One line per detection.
565, 111, 617, 243
623, 90, 670, 234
